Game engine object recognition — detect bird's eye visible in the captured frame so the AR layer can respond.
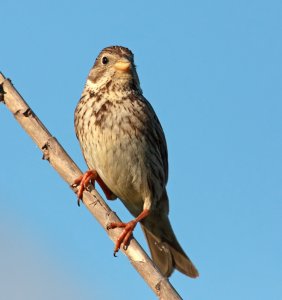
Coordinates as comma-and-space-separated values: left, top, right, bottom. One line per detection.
102, 56, 109, 64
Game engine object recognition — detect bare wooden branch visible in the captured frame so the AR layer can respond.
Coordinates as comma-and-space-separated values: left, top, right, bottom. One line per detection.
0, 73, 182, 300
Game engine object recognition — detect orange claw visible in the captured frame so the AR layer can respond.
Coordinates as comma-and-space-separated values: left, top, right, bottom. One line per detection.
72, 170, 116, 206
107, 209, 150, 256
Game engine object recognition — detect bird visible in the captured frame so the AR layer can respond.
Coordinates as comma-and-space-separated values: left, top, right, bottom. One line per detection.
73, 46, 199, 278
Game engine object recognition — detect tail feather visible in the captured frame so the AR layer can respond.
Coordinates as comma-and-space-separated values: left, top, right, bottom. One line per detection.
141, 224, 174, 277
141, 215, 199, 278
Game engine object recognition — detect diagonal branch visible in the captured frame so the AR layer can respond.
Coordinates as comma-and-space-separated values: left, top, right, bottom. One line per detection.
0, 72, 182, 300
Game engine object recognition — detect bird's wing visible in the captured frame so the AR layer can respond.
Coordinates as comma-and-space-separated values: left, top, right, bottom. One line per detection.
144, 98, 169, 185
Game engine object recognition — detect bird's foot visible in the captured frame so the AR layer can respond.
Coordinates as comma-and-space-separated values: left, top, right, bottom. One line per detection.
72, 170, 116, 206
107, 209, 150, 256
107, 220, 137, 256
72, 170, 97, 206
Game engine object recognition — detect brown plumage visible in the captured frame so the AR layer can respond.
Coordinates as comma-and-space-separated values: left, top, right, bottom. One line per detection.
74, 46, 198, 278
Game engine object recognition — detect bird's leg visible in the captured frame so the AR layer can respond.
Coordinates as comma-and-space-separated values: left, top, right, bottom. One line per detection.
72, 170, 116, 206
96, 175, 117, 200
107, 209, 150, 256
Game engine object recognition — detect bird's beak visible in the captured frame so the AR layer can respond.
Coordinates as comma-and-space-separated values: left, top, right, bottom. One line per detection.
114, 59, 131, 72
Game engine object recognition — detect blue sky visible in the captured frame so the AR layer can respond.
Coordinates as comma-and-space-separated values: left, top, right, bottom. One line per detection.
1, 0, 281, 299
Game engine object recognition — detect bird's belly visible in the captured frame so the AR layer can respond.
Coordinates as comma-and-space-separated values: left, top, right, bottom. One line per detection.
83, 130, 146, 216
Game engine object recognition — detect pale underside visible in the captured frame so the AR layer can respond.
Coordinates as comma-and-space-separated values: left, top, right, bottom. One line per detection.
75, 80, 167, 216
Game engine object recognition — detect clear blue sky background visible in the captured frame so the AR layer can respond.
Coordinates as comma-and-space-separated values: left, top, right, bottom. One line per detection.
1, 1, 281, 299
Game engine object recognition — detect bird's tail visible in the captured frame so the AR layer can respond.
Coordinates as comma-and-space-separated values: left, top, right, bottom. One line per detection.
140, 195, 199, 278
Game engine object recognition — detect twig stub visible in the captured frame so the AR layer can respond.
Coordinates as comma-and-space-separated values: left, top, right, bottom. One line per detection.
0, 82, 5, 103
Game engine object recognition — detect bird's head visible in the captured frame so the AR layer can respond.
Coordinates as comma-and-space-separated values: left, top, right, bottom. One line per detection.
86, 46, 141, 93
